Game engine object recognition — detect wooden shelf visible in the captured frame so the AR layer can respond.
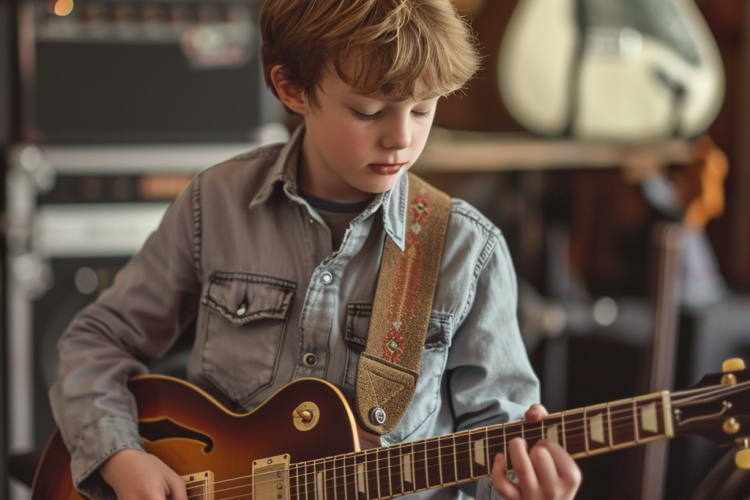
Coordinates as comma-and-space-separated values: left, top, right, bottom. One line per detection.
413, 128, 699, 172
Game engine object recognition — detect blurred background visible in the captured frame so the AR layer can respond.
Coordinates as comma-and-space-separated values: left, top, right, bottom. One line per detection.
2, 0, 750, 499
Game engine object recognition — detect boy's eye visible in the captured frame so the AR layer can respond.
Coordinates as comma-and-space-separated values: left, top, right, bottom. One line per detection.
412, 110, 431, 119
351, 109, 380, 121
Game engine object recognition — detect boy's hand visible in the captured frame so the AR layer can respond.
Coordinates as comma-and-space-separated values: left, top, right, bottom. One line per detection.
99, 448, 187, 500
490, 404, 582, 500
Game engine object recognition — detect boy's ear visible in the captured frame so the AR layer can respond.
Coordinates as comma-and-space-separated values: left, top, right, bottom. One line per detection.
270, 65, 308, 116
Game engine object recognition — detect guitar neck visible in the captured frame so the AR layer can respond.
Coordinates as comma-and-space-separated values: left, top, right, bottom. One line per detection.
287, 392, 673, 500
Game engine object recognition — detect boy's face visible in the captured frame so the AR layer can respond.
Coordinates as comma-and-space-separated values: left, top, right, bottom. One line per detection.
298, 66, 440, 202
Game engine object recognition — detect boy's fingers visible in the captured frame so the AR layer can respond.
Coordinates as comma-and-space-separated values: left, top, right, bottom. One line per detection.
523, 404, 549, 423
167, 474, 189, 500
508, 438, 541, 495
490, 453, 522, 500
538, 440, 583, 487
528, 444, 564, 499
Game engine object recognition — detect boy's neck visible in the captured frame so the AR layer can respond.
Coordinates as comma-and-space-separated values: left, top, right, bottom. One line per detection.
297, 129, 378, 203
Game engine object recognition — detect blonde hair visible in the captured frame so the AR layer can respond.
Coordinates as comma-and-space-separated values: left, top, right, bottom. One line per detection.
260, 0, 480, 109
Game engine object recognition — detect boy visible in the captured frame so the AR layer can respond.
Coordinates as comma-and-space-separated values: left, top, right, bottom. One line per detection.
50, 1, 581, 500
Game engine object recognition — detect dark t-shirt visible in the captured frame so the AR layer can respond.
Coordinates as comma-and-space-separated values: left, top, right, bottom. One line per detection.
298, 189, 372, 250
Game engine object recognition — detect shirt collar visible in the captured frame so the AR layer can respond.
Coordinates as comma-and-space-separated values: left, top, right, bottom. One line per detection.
247, 124, 305, 210
248, 123, 408, 251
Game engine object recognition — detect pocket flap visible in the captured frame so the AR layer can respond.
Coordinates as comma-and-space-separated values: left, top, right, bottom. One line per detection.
202, 272, 296, 325
345, 304, 451, 350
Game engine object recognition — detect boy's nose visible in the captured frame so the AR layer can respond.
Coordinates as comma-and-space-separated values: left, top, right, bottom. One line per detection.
381, 119, 411, 150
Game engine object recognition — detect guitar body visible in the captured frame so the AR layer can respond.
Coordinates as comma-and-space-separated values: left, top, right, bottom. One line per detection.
31, 376, 360, 500
30, 364, 750, 500
498, 0, 725, 140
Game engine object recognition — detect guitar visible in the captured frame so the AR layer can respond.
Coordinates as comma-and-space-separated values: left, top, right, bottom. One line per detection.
497, 0, 725, 140
31, 359, 750, 500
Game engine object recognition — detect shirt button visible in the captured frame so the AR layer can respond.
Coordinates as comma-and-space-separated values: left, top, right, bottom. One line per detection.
321, 272, 333, 285
303, 353, 318, 366
236, 303, 247, 316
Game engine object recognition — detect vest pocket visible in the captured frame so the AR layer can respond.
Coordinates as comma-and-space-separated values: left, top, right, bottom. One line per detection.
201, 272, 295, 404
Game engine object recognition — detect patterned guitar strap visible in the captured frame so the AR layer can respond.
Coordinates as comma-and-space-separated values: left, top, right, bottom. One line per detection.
355, 173, 451, 435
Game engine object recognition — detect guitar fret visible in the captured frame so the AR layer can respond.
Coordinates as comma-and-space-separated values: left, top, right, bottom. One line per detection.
333, 456, 344, 500
453, 435, 459, 483
468, 430, 475, 479
306, 461, 313, 500
387, 448, 393, 497
524, 421, 543, 450
365, 450, 379, 500
439, 436, 456, 485
388, 445, 402, 497
484, 428, 494, 475
398, 443, 405, 495
289, 464, 298, 500
610, 399, 637, 447
583, 407, 589, 454
316, 461, 324, 500
401, 444, 414, 492
425, 438, 442, 487
585, 404, 610, 454
355, 453, 367, 500
412, 441, 427, 490
607, 403, 613, 450
561, 412, 567, 451
325, 458, 336, 500
506, 424, 510, 472
437, 438, 444, 485
485, 426, 501, 472
633, 400, 640, 444
377, 448, 390, 499
563, 410, 585, 456
343, 455, 356, 500
454, 431, 472, 482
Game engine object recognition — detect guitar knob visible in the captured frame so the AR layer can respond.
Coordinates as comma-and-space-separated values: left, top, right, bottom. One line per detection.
736, 449, 750, 470
723, 358, 746, 372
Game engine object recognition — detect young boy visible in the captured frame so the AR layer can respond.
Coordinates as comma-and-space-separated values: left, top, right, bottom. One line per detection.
50, 1, 581, 500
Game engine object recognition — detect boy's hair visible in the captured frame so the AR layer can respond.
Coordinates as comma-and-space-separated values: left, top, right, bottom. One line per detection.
260, 0, 480, 110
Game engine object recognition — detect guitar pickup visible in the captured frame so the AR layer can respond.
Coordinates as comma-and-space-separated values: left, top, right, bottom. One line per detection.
253, 454, 291, 500
182, 470, 215, 500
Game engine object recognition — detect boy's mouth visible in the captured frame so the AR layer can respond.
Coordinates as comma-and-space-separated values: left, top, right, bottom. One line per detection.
368, 163, 406, 175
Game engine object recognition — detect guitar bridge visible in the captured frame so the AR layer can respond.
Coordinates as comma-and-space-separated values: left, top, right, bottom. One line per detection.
253, 454, 291, 500
182, 470, 215, 500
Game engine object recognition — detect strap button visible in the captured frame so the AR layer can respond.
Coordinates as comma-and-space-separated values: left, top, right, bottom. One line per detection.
369, 407, 387, 426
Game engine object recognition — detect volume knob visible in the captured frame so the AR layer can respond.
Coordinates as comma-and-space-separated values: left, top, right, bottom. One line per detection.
723, 359, 746, 372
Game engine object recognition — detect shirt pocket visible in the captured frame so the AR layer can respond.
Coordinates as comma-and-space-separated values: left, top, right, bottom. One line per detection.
343, 303, 452, 441
201, 272, 296, 405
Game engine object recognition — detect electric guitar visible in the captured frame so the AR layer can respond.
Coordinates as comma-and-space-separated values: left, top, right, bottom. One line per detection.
31, 359, 750, 500
498, 0, 725, 140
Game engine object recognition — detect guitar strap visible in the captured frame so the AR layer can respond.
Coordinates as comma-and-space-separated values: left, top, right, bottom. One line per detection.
355, 173, 451, 435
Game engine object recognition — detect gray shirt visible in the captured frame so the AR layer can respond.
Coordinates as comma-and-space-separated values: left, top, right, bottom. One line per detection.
50, 125, 539, 500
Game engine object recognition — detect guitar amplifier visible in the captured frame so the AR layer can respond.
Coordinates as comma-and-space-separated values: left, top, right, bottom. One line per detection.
5, 140, 284, 499
18, 0, 282, 143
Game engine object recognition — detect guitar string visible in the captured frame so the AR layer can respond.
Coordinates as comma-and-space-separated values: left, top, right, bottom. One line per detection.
180, 406, 665, 500
175, 381, 749, 500
181, 392, 719, 500
192, 380, 747, 491
175, 402, 673, 500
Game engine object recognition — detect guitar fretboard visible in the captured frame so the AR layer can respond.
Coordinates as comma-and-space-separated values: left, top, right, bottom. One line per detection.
286, 392, 673, 500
